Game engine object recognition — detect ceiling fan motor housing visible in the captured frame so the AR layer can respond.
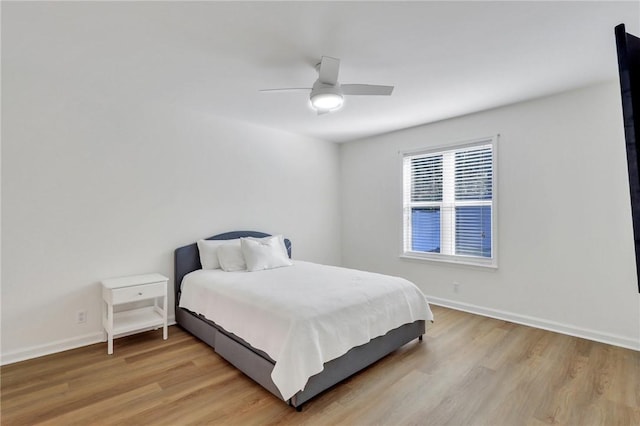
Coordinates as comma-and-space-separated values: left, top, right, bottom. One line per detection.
310, 80, 344, 111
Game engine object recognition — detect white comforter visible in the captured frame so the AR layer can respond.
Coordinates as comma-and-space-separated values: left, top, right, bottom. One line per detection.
178, 261, 433, 400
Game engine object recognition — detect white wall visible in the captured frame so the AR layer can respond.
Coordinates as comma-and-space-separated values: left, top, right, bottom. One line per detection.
3, 4, 638, 365
1, 22, 341, 362
341, 82, 640, 350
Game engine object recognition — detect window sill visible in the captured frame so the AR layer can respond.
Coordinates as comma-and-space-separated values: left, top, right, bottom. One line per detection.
399, 253, 498, 269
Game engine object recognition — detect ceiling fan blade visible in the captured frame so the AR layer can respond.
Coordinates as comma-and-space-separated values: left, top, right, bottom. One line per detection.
341, 84, 394, 96
259, 88, 311, 92
318, 56, 340, 85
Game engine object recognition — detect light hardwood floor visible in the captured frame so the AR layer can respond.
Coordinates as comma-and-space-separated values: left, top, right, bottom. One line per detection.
2, 305, 639, 425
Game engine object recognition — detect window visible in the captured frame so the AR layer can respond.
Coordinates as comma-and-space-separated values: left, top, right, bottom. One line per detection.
402, 136, 497, 267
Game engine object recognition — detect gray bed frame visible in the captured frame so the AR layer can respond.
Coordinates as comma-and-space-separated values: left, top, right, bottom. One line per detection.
174, 231, 425, 410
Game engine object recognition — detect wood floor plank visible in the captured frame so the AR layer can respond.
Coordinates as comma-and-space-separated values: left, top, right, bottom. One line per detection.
1, 305, 638, 425
37, 383, 163, 426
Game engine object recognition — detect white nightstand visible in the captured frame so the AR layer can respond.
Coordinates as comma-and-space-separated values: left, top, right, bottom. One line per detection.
101, 273, 168, 354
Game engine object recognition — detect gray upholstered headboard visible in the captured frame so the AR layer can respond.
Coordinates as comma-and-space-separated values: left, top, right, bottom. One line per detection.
174, 231, 292, 304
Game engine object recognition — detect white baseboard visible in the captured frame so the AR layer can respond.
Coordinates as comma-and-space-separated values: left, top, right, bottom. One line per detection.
1, 331, 106, 366
1, 316, 177, 366
427, 296, 640, 351
3, 302, 638, 365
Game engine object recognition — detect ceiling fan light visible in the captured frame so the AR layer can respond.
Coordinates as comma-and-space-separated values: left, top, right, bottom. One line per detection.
311, 93, 344, 111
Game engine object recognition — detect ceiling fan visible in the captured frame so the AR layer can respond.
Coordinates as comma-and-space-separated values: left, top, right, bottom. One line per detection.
259, 56, 394, 114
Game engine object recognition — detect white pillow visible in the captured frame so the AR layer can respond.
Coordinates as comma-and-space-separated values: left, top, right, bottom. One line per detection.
217, 244, 247, 272
245, 234, 289, 257
241, 235, 293, 272
197, 239, 240, 270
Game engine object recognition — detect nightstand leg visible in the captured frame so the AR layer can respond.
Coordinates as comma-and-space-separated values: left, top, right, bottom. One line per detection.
107, 304, 114, 355
162, 294, 168, 340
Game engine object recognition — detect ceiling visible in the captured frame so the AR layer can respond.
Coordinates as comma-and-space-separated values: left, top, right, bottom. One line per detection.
6, 1, 640, 143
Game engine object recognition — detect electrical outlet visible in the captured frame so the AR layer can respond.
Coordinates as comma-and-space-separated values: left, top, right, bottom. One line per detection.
453, 281, 460, 293
76, 310, 87, 324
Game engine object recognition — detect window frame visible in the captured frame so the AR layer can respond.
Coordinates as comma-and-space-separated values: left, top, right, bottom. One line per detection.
401, 136, 498, 268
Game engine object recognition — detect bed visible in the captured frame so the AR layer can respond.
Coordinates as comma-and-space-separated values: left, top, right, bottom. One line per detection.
174, 231, 433, 410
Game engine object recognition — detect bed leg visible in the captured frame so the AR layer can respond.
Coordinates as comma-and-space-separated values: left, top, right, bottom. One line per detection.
288, 399, 303, 412
419, 334, 423, 342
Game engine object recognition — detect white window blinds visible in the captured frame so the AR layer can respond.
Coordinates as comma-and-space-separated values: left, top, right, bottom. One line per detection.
411, 155, 443, 202
403, 137, 497, 267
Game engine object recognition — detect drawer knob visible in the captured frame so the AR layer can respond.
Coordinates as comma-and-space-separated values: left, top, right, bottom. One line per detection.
138, 292, 142, 296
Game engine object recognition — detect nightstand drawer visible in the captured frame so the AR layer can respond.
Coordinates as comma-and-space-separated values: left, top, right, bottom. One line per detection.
110, 281, 165, 304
